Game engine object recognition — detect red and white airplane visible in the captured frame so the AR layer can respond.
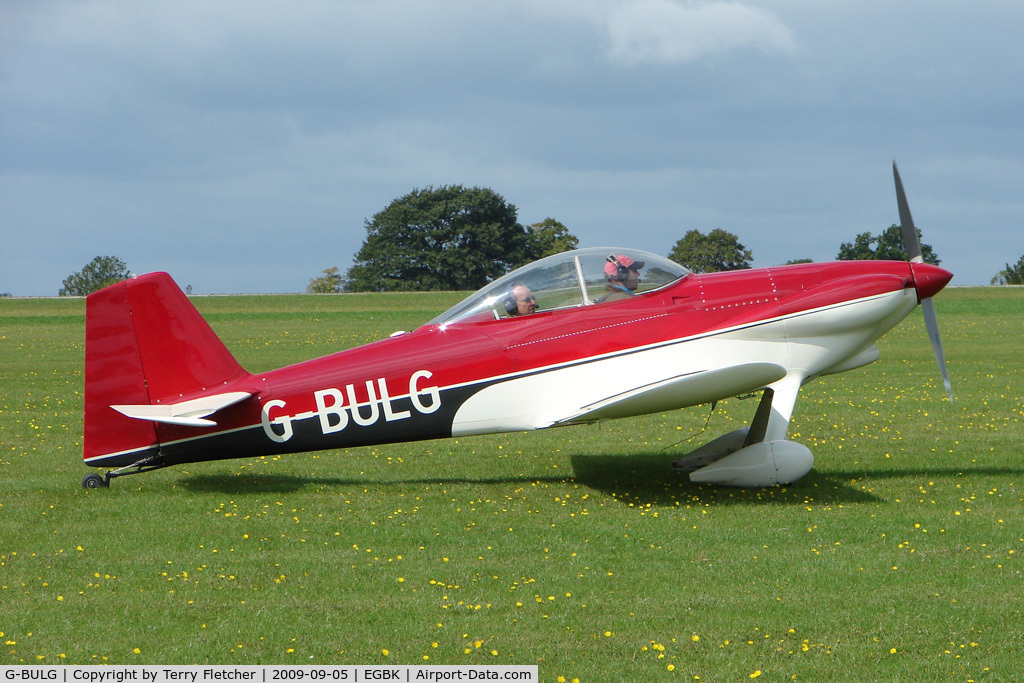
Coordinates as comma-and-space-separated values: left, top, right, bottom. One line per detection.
81, 165, 953, 489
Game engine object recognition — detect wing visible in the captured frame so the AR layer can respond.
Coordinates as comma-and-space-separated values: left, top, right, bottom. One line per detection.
546, 362, 788, 426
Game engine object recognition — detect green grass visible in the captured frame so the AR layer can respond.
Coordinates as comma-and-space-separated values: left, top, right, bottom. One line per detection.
1, 287, 1022, 681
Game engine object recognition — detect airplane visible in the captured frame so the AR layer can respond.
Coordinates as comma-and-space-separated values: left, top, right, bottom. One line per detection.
80, 164, 953, 489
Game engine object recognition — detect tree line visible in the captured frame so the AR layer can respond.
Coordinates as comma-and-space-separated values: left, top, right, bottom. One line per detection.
308, 185, 958, 292
56, 185, 1023, 296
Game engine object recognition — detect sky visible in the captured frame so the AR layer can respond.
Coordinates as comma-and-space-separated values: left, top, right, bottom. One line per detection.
2, 0, 1022, 296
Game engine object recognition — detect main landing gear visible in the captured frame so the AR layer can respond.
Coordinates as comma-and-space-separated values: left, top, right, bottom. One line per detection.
81, 455, 167, 489
671, 385, 814, 487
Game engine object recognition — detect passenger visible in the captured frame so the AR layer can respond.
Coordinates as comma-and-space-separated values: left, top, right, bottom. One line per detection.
504, 282, 538, 316
599, 254, 644, 301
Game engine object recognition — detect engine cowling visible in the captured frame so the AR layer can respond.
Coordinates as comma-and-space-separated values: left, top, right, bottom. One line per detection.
689, 440, 813, 487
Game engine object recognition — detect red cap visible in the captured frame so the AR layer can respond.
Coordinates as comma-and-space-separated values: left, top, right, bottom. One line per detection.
604, 255, 644, 277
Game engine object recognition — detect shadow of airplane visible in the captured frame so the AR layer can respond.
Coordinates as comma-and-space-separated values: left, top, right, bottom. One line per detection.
568, 452, 884, 506
173, 450, 1024, 507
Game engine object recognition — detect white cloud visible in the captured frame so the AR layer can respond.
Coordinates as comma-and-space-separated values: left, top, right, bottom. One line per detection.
605, 0, 797, 65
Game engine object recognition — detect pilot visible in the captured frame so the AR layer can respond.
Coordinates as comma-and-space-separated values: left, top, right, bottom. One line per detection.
600, 254, 644, 301
504, 282, 538, 316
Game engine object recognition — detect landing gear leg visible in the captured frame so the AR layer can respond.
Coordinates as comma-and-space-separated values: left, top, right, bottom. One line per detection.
80, 454, 166, 489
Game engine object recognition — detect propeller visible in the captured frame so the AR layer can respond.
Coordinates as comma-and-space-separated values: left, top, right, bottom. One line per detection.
893, 162, 954, 403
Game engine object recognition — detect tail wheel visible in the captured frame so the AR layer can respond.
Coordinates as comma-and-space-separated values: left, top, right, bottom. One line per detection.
82, 473, 109, 489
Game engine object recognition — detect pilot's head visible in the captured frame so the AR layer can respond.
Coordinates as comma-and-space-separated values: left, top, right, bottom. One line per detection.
604, 255, 644, 291
504, 282, 537, 316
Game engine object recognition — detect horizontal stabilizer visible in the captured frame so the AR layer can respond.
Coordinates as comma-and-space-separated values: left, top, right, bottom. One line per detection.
551, 362, 788, 426
112, 391, 252, 428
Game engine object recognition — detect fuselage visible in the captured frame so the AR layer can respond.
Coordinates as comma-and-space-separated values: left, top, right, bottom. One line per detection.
85, 258, 950, 469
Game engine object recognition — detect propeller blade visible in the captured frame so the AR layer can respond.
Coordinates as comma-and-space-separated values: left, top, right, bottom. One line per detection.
895, 162, 954, 403
921, 297, 954, 403
893, 162, 924, 263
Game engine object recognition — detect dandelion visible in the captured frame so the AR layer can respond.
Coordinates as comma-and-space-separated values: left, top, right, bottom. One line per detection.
382, 649, 389, 656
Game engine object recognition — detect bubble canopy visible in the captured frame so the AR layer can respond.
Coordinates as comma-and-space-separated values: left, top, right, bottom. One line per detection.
427, 248, 691, 326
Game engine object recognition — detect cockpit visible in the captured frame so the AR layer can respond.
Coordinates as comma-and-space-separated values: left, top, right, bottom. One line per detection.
427, 248, 691, 326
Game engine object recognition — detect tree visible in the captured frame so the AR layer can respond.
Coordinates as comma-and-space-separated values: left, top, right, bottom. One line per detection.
668, 229, 753, 273
345, 186, 536, 292
307, 267, 345, 293
528, 218, 579, 258
59, 256, 130, 296
991, 255, 1024, 285
837, 225, 941, 265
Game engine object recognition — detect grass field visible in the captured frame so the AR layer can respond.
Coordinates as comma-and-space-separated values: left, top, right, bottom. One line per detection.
1, 287, 1022, 681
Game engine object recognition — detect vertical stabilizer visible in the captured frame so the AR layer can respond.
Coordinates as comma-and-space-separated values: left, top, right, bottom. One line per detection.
83, 273, 249, 466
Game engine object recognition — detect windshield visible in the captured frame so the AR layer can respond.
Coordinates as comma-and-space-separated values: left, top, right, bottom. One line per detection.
427, 247, 690, 326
